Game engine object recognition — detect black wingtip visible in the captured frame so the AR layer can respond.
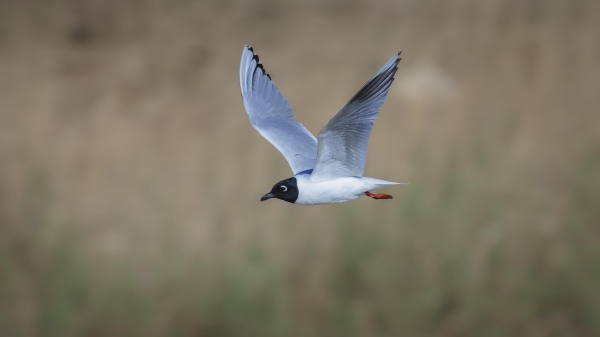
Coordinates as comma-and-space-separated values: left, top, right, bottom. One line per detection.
246, 45, 272, 80
347, 50, 402, 104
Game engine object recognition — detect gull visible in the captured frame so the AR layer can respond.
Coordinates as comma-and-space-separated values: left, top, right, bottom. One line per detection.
240, 45, 406, 205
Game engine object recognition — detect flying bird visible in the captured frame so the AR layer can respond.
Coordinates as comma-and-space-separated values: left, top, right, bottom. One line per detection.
240, 45, 406, 205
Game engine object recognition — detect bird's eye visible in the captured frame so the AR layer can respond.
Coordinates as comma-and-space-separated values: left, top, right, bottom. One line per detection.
280, 185, 288, 192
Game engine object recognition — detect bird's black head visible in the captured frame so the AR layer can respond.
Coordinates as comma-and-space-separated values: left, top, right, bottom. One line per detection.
261, 177, 298, 203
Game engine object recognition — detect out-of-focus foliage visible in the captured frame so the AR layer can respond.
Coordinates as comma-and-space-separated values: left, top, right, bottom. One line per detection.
1, 0, 599, 336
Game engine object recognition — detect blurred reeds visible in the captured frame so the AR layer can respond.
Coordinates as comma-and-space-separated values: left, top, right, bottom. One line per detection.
1, 0, 599, 336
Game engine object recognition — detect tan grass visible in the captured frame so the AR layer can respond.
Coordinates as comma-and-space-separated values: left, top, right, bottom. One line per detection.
1, 0, 599, 336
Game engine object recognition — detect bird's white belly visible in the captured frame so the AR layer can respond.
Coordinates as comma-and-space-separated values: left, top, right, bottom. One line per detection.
295, 176, 370, 205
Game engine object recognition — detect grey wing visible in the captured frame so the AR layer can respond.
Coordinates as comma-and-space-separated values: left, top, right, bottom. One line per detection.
310, 51, 401, 181
240, 46, 317, 175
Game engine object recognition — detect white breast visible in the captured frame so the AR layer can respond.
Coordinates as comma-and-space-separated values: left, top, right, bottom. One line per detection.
295, 175, 371, 205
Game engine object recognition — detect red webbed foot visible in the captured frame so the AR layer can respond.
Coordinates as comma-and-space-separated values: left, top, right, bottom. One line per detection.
365, 191, 393, 200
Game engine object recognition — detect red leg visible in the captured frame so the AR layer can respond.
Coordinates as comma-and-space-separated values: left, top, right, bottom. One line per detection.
365, 191, 393, 199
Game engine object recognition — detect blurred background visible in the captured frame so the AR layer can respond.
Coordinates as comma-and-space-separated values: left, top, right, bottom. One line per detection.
1, 0, 599, 336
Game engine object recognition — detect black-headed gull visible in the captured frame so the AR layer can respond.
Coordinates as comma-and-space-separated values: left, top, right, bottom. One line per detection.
240, 46, 406, 205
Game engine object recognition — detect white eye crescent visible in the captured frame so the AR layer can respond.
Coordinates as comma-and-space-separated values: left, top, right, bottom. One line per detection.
280, 185, 287, 192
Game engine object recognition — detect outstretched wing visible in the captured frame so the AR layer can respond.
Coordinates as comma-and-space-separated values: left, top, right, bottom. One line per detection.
310, 51, 401, 181
240, 45, 317, 175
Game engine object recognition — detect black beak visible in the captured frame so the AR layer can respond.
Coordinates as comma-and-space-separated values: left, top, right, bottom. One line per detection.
260, 193, 274, 202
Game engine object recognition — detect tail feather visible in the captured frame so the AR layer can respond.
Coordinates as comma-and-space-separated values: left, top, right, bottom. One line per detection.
361, 177, 408, 189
